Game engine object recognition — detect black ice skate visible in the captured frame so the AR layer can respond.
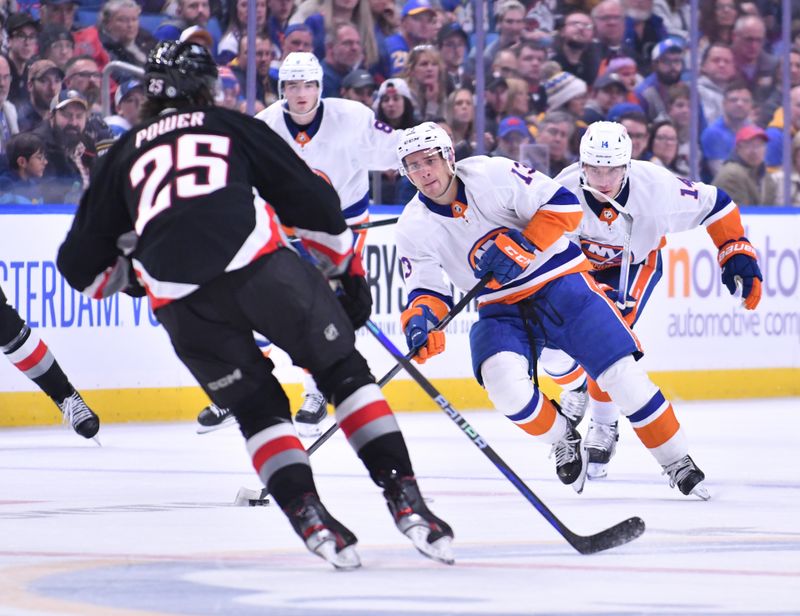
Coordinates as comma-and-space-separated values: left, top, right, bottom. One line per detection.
377, 471, 454, 565
585, 419, 619, 480
294, 391, 328, 437
196, 404, 235, 434
559, 382, 588, 426
550, 421, 588, 494
283, 493, 361, 569
58, 391, 100, 440
662, 455, 710, 500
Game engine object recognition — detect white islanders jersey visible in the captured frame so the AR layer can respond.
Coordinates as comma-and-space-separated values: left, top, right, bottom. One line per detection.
555, 160, 741, 268
396, 156, 589, 307
255, 97, 401, 224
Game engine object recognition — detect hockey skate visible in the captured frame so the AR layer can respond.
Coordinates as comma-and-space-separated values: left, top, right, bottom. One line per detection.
559, 383, 588, 425
283, 493, 361, 569
58, 391, 100, 439
196, 404, 235, 433
294, 391, 328, 437
585, 420, 619, 480
662, 455, 710, 500
550, 421, 588, 494
378, 471, 454, 565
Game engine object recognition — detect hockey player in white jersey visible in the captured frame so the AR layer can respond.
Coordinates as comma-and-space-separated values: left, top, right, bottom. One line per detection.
394, 121, 709, 498
197, 52, 402, 436
548, 121, 762, 479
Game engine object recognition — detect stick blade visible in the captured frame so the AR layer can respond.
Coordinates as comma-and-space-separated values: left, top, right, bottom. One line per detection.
569, 516, 645, 555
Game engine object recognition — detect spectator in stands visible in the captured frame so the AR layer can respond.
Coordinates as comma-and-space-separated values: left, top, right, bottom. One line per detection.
770, 132, 800, 206
231, 33, 277, 105
104, 78, 143, 137
268, 0, 296, 57
636, 36, 684, 122
438, 22, 471, 92
0, 55, 19, 167
583, 71, 627, 123
664, 81, 691, 161
536, 110, 577, 176
699, 0, 739, 48
63, 55, 102, 113
648, 118, 688, 174
697, 42, 736, 126
605, 55, 640, 97
0, 132, 47, 204
340, 68, 376, 106
552, 11, 602, 87
730, 15, 778, 105
653, 0, 689, 40
293, 0, 379, 76
369, 0, 399, 55
591, 0, 637, 63
401, 43, 447, 120
374, 77, 416, 128
618, 109, 650, 159
33, 89, 96, 203
215, 66, 242, 110
759, 47, 800, 128
445, 87, 477, 157
490, 48, 518, 80
218, 0, 268, 65
542, 68, 588, 118
504, 77, 531, 119
321, 22, 363, 98
701, 81, 753, 178
41, 0, 110, 69
484, 75, 509, 137
622, 0, 668, 73
471, 0, 525, 73
38, 25, 74, 71
713, 125, 777, 206
17, 59, 63, 133
154, 0, 213, 44
765, 84, 800, 168
491, 115, 530, 161
514, 40, 548, 114
99, 0, 157, 67
383, 0, 437, 77
6, 12, 40, 108
281, 23, 314, 56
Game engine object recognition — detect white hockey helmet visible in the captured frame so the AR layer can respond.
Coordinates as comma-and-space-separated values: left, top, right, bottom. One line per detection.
278, 52, 323, 112
579, 121, 632, 167
397, 122, 455, 176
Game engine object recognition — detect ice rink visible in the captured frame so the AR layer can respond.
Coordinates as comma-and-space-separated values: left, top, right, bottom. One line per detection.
1, 398, 798, 616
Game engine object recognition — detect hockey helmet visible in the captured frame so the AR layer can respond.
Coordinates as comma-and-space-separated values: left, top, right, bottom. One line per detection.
579, 121, 632, 194
144, 40, 218, 102
397, 122, 455, 176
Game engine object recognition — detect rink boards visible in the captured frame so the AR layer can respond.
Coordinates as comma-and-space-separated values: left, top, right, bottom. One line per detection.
0, 204, 798, 426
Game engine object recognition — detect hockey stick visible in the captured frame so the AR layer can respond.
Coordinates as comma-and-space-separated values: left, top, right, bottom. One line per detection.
349, 217, 400, 231
364, 319, 646, 555
581, 185, 634, 309
306, 272, 492, 456
234, 273, 492, 506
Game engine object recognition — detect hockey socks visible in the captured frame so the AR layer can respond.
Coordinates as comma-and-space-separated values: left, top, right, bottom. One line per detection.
2, 324, 72, 404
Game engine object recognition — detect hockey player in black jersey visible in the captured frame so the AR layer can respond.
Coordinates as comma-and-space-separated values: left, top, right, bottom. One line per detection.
56, 40, 453, 568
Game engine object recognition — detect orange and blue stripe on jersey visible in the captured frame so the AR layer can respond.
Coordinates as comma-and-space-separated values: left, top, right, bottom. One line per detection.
702, 189, 745, 248
522, 186, 584, 252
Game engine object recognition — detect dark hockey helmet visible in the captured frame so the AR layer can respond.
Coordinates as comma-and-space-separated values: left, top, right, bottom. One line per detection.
144, 40, 218, 102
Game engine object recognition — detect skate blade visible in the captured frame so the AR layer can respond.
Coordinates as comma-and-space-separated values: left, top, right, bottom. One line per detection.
404, 526, 455, 565
571, 446, 590, 494
296, 417, 330, 438
309, 535, 361, 570
196, 415, 236, 434
690, 482, 711, 501
91, 436, 102, 447
587, 462, 608, 480
233, 487, 270, 507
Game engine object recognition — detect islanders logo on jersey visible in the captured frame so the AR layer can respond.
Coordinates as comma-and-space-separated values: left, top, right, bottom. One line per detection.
468, 227, 510, 271
580, 238, 623, 270
451, 200, 468, 219
599, 206, 618, 225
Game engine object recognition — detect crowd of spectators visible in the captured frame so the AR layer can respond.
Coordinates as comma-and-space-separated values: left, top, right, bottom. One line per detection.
0, 0, 797, 205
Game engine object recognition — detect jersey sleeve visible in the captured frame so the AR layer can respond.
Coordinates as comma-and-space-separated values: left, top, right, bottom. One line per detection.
356, 104, 402, 172
395, 208, 454, 309
493, 158, 582, 251
57, 141, 137, 298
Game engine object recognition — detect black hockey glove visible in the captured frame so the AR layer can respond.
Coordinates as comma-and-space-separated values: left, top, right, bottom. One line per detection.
332, 254, 372, 329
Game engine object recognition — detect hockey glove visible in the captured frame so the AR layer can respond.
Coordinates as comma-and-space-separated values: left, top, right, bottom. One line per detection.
332, 254, 372, 329
718, 238, 762, 310
475, 229, 538, 287
401, 302, 446, 364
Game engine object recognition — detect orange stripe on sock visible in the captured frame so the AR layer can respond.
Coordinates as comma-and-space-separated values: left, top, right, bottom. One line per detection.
516, 396, 558, 436
587, 377, 612, 402
633, 404, 680, 449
